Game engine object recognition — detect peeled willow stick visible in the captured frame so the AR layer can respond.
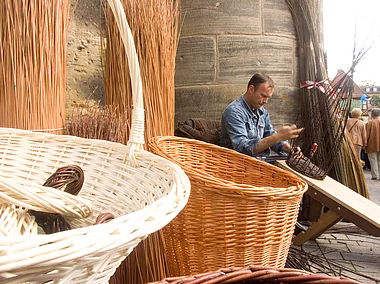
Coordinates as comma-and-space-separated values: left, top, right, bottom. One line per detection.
0, 0, 69, 133
103, 0, 179, 146
103, 0, 180, 283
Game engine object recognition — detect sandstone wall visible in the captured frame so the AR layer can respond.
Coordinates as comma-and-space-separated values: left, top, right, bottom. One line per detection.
67, 0, 300, 128
174, 0, 300, 127
66, 0, 105, 115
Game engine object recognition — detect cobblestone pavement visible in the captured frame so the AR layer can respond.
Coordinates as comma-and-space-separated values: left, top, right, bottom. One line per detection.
295, 169, 380, 283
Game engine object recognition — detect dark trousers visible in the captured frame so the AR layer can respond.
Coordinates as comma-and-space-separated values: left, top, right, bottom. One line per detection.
361, 150, 371, 170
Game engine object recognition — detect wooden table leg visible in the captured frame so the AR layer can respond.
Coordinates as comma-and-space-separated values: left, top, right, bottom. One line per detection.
309, 198, 323, 222
293, 210, 342, 246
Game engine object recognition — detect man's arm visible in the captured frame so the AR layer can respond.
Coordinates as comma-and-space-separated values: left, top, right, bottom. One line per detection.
253, 125, 302, 154
281, 142, 291, 153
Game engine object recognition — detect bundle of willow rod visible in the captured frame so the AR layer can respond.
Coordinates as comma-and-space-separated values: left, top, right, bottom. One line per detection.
286, 245, 379, 283
103, 0, 180, 283
103, 0, 179, 146
66, 103, 130, 145
285, 0, 368, 197
0, 0, 70, 133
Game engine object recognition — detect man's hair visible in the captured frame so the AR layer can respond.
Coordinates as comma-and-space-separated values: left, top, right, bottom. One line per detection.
247, 73, 274, 90
351, 108, 362, 118
371, 108, 380, 118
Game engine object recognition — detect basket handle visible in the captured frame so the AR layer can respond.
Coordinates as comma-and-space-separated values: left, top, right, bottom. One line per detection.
107, 0, 145, 162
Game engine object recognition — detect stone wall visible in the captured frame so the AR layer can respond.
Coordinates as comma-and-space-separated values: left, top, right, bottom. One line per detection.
174, 0, 300, 127
66, 0, 105, 115
66, 0, 300, 128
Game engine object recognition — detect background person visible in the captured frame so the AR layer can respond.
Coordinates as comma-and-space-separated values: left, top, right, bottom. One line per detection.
346, 108, 366, 165
365, 108, 380, 180
220, 73, 303, 159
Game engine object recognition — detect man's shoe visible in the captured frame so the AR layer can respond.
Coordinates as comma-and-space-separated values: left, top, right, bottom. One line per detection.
294, 221, 308, 235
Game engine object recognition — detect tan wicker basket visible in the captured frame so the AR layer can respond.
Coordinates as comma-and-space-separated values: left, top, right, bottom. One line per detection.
149, 136, 308, 276
0, 0, 190, 282
149, 266, 361, 284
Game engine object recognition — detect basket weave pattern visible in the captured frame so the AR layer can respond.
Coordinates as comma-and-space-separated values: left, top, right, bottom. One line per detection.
149, 136, 308, 276
0, 129, 190, 283
0, 0, 190, 282
150, 266, 361, 283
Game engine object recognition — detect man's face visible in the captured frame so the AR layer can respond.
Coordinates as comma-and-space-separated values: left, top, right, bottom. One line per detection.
247, 82, 273, 109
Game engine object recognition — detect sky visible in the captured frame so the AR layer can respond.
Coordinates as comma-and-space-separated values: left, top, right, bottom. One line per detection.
323, 0, 380, 85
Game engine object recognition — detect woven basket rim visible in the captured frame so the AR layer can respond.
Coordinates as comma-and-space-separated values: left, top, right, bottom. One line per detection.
0, 128, 190, 240
150, 136, 308, 196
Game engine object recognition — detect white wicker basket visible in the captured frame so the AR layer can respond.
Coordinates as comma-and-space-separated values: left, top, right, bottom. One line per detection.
0, 0, 191, 283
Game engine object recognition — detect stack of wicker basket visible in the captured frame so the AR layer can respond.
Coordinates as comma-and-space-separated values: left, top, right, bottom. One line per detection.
149, 136, 308, 276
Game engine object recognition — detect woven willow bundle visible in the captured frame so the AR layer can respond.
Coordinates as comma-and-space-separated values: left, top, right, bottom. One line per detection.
67, 103, 130, 145
103, 0, 179, 145
103, 1, 180, 283
0, 0, 69, 133
285, 0, 368, 197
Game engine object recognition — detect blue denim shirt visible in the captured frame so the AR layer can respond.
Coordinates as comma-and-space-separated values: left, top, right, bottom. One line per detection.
220, 94, 285, 157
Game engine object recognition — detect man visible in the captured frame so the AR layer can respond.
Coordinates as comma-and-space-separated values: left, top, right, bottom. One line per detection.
220, 73, 303, 159
365, 108, 380, 180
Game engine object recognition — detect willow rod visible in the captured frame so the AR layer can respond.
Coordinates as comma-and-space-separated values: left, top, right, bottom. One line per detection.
0, 0, 69, 133
103, 0, 180, 283
103, 0, 180, 146
285, 0, 368, 196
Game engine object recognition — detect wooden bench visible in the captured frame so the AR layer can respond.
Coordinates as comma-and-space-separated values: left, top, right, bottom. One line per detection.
276, 160, 380, 245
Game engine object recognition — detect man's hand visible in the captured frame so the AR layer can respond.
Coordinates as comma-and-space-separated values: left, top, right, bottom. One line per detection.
276, 125, 303, 140
253, 125, 303, 154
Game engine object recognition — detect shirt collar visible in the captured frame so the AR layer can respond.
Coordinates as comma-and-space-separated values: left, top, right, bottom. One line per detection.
255, 108, 264, 115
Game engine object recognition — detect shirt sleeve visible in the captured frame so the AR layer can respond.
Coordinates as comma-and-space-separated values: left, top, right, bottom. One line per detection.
222, 107, 256, 156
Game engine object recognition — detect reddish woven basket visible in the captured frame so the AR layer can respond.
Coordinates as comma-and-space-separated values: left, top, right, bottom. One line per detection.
149, 136, 308, 276
148, 266, 361, 284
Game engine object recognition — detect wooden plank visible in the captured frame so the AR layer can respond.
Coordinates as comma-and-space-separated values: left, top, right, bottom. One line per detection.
293, 210, 342, 246
309, 198, 323, 222
276, 160, 380, 237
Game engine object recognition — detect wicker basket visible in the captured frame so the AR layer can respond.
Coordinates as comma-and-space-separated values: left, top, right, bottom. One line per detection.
149, 136, 308, 276
0, 0, 190, 283
149, 266, 361, 283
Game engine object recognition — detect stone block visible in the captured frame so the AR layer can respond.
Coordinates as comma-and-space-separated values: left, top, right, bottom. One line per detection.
180, 0, 261, 36
218, 35, 295, 85
175, 36, 216, 86
341, 251, 380, 263
264, 86, 299, 127
263, 0, 296, 37
175, 84, 244, 123
323, 233, 349, 240
347, 244, 380, 255
346, 234, 377, 243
